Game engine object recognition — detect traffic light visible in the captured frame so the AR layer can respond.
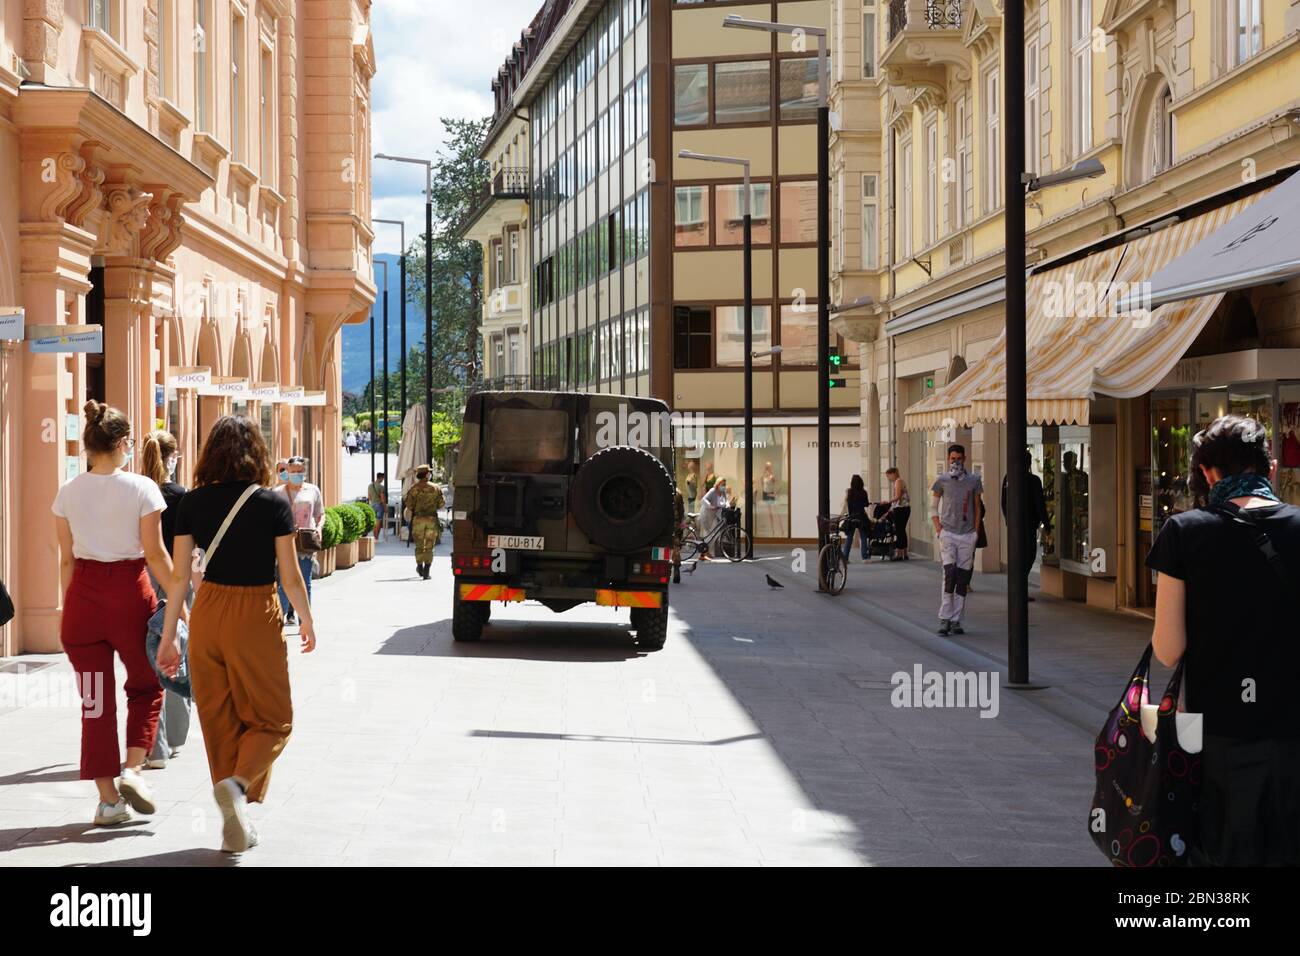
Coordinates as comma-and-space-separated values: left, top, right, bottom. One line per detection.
827, 346, 845, 388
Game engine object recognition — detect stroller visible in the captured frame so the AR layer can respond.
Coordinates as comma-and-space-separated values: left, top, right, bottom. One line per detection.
868, 503, 897, 560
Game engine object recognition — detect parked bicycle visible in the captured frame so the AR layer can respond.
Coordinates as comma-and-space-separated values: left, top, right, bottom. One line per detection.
681, 505, 748, 563
817, 514, 850, 594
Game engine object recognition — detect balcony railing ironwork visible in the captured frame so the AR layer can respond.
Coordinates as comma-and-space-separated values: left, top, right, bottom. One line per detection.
492, 166, 530, 199
888, 0, 963, 42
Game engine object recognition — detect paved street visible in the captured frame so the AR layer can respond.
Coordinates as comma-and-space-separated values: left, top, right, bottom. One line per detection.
0, 498, 1164, 866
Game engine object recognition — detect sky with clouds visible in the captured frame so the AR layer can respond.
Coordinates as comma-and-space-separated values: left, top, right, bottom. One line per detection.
370, 0, 544, 256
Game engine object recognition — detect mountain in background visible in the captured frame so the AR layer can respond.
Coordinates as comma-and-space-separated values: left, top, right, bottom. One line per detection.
341, 252, 425, 395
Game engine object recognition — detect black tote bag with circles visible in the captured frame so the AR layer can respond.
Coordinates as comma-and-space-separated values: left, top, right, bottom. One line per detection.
1088, 643, 1202, 867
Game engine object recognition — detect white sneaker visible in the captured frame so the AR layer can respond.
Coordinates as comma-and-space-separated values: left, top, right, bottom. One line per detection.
94, 799, 133, 827
117, 767, 156, 814
145, 755, 167, 770
214, 777, 253, 853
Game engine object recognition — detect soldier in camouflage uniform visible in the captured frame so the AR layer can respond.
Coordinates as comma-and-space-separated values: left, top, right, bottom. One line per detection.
406, 465, 444, 579
671, 488, 686, 584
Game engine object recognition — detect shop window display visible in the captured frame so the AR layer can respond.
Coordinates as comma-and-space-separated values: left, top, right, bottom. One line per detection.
673, 425, 788, 539
1277, 385, 1300, 506
1056, 426, 1091, 567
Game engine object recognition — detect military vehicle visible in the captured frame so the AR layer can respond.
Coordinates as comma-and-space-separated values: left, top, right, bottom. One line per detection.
450, 391, 677, 649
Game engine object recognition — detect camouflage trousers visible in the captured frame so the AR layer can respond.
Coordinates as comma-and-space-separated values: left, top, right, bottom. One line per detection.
412, 515, 441, 563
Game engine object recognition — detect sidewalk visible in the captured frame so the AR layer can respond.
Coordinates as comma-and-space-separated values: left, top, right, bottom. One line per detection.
0, 537, 1151, 867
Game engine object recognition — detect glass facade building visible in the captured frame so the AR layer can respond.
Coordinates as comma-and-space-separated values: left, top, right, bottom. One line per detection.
530, 0, 652, 395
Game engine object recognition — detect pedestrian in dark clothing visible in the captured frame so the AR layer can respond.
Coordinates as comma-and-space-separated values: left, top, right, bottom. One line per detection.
1148, 414, 1300, 866
1002, 449, 1048, 600
840, 474, 870, 562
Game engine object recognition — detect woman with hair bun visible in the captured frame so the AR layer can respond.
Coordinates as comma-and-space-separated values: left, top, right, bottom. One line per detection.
139, 429, 191, 769
1147, 414, 1300, 865
52, 401, 172, 827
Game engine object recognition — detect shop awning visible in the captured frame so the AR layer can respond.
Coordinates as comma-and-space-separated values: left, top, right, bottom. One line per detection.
902, 191, 1264, 431
1114, 168, 1300, 312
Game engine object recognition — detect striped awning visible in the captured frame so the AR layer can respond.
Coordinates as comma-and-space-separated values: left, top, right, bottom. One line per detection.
902, 192, 1263, 432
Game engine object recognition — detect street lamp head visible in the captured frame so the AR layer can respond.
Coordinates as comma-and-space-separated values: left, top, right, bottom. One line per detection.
723, 14, 825, 37
1023, 157, 1106, 193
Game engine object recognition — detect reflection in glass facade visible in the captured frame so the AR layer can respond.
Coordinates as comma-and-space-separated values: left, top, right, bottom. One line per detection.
530, 0, 651, 394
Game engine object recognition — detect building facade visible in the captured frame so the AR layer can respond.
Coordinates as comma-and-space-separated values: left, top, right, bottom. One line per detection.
469, 0, 862, 541
830, 0, 1300, 609
0, 0, 377, 656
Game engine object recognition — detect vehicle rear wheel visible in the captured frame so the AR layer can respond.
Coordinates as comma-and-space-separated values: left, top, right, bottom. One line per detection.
452, 590, 484, 641
630, 604, 668, 651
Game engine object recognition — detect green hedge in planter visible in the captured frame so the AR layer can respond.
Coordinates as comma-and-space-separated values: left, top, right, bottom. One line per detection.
330, 503, 367, 544
354, 501, 377, 530
321, 509, 343, 549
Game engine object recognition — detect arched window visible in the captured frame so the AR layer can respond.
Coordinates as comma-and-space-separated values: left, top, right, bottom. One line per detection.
1147, 85, 1173, 181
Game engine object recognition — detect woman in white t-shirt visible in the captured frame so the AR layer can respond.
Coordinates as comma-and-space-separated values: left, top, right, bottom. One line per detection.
52, 401, 174, 828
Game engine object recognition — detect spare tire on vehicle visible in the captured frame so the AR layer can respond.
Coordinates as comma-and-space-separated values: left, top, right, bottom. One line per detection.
570, 445, 675, 553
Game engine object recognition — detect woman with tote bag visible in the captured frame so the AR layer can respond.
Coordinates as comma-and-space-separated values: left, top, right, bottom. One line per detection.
157, 416, 316, 854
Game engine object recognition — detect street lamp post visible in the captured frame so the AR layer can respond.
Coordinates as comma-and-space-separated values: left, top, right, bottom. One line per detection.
375, 154, 434, 467
679, 149, 753, 558
374, 218, 408, 423
372, 259, 385, 486
723, 14, 830, 543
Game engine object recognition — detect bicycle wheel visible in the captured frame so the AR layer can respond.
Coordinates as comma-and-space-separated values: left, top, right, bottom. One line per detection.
680, 536, 703, 562
818, 542, 847, 594
719, 526, 748, 562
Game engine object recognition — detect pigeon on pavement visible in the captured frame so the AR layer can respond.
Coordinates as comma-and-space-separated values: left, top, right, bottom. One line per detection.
764, 574, 784, 589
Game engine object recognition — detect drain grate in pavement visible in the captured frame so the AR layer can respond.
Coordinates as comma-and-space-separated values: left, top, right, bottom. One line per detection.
0, 660, 57, 675
842, 674, 898, 691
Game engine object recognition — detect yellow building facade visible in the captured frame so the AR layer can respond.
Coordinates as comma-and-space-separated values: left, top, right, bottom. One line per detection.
832, 0, 1300, 608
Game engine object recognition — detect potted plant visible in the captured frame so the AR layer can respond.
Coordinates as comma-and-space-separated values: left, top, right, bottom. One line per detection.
333, 503, 365, 570
319, 508, 343, 577
357, 501, 377, 561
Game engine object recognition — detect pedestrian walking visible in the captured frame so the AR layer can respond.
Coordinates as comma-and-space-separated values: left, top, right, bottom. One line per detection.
405, 465, 444, 579
1147, 414, 1300, 866
699, 477, 729, 556
671, 487, 686, 584
884, 467, 911, 560
53, 401, 171, 827
345, 431, 358, 456
1002, 449, 1048, 601
840, 474, 871, 563
931, 443, 983, 635
367, 471, 388, 539
275, 455, 323, 625
140, 429, 192, 769
157, 415, 315, 854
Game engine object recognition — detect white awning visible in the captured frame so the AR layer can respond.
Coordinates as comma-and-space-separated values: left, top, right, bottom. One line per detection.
1114, 169, 1300, 312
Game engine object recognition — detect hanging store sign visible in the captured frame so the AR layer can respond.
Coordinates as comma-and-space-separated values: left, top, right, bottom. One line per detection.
27, 325, 102, 353
0, 308, 23, 341
197, 377, 250, 398
167, 366, 212, 389
279, 386, 305, 403
250, 382, 280, 401
286, 390, 326, 407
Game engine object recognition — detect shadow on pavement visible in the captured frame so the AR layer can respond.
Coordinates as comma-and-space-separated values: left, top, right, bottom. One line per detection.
471, 729, 765, 746
72, 848, 237, 867
1, 821, 148, 852
0, 763, 80, 786
377, 618, 644, 662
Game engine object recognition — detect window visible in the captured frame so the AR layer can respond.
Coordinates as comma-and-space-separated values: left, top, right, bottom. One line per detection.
924, 117, 937, 246
715, 60, 770, 124
492, 240, 505, 289
779, 58, 818, 122
508, 228, 520, 282
160, 1, 176, 100
953, 95, 969, 229
1025, 34, 1040, 176
676, 64, 707, 126
1070, 0, 1093, 158
863, 2, 877, 79
1148, 86, 1174, 180
260, 47, 276, 185
835, 171, 844, 269
673, 306, 711, 369
779, 180, 817, 243
983, 68, 1000, 212
675, 186, 709, 246
714, 183, 772, 245
779, 302, 820, 365
715, 306, 772, 367
899, 136, 913, 256
87, 0, 116, 36
195, 0, 210, 130
861, 174, 879, 269
231, 11, 245, 162
1229, 0, 1263, 68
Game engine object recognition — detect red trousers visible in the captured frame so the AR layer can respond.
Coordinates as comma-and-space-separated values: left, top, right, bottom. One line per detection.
60, 558, 162, 780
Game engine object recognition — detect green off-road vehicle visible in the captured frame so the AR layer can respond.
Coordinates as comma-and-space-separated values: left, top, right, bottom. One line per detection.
450, 391, 677, 649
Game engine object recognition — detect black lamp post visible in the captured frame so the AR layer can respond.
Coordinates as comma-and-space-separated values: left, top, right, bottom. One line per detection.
375, 217, 408, 423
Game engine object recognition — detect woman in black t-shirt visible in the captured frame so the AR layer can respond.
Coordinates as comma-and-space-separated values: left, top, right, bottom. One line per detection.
1146, 415, 1300, 866
157, 416, 315, 855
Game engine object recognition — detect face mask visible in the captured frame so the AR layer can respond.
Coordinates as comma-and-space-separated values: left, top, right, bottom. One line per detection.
122, 450, 134, 465
278, 470, 289, 482
948, 459, 966, 479
166, 456, 178, 476
289, 473, 305, 486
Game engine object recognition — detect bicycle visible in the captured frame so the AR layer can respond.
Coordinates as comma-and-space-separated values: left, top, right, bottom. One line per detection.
816, 514, 849, 595
681, 506, 748, 563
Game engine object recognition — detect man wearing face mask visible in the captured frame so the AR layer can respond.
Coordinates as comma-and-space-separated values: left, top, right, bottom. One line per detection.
276, 456, 323, 624
931, 443, 984, 636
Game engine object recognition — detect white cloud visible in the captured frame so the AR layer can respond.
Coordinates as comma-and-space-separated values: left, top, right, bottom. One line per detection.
371, 0, 543, 255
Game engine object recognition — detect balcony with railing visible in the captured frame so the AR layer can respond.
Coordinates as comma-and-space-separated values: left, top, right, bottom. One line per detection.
460, 166, 531, 240
882, 0, 971, 98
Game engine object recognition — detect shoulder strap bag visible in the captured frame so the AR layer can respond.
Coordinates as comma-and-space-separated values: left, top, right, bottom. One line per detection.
198, 483, 261, 574
1210, 503, 1288, 585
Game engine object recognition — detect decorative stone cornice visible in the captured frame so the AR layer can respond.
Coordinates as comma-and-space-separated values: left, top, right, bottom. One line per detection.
99, 183, 154, 256
39, 151, 89, 222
